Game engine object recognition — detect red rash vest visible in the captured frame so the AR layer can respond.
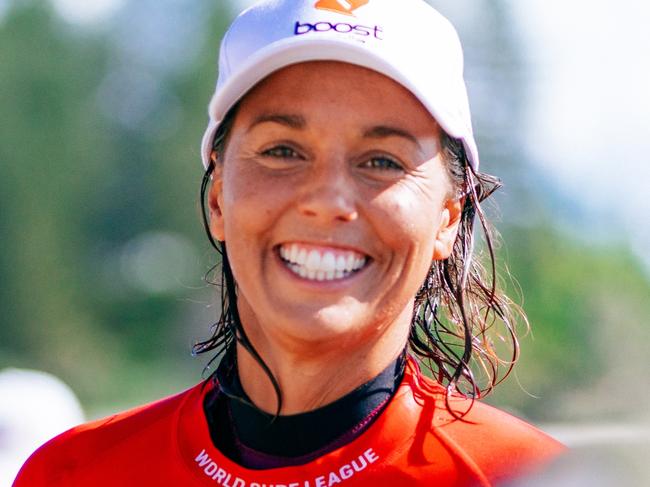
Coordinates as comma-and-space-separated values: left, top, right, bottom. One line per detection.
14, 360, 565, 486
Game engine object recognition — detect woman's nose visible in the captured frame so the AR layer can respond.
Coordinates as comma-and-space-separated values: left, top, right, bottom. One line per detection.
296, 161, 359, 223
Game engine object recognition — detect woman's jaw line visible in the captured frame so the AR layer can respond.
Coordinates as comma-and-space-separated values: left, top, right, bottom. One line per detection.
234, 311, 412, 415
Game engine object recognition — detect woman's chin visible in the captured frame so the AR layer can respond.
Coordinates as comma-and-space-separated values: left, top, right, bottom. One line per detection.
266, 301, 381, 348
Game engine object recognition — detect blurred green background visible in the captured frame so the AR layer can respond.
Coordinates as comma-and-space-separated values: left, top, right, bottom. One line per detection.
1, 0, 649, 451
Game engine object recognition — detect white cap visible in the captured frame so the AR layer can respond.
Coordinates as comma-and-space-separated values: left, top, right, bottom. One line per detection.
201, 0, 479, 169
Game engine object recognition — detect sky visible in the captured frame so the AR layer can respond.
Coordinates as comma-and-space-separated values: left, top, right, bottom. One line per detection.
29, 0, 650, 271
48, 0, 125, 24
508, 0, 650, 266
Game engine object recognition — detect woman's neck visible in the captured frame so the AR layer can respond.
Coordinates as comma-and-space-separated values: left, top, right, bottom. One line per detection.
206, 351, 406, 468
235, 308, 411, 415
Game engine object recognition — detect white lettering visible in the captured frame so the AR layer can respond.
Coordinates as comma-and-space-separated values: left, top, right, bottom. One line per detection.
214, 468, 227, 483
195, 449, 211, 468
351, 455, 368, 473
196, 447, 380, 486
327, 472, 342, 486
195, 450, 246, 486
205, 461, 218, 477
339, 465, 353, 480
364, 448, 379, 464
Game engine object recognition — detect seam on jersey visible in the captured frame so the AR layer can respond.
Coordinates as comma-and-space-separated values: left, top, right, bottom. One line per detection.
432, 424, 491, 487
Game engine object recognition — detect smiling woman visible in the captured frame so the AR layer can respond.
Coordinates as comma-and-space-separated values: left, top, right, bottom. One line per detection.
14, 1, 565, 486
205, 62, 459, 415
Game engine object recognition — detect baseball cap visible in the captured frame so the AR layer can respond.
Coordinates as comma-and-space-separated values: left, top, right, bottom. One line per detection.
201, 0, 479, 169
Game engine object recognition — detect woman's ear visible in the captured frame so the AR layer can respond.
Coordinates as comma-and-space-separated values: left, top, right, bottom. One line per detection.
208, 151, 226, 242
433, 197, 464, 260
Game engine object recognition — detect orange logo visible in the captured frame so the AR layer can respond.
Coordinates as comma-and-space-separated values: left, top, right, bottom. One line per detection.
315, 0, 370, 17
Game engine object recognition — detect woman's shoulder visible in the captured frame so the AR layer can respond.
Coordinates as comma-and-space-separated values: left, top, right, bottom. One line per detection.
13, 382, 205, 486
403, 369, 566, 483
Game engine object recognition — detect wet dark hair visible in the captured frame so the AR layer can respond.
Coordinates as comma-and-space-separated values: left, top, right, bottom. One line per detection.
194, 104, 525, 417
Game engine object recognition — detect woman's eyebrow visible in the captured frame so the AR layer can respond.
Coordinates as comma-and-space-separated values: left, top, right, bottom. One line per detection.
247, 113, 306, 132
363, 125, 422, 151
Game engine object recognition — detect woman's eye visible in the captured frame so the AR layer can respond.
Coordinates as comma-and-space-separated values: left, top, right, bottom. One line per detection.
362, 156, 403, 171
262, 146, 299, 159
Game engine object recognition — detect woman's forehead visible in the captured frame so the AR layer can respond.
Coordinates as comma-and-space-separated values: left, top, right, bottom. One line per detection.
235, 61, 440, 132
245, 61, 414, 100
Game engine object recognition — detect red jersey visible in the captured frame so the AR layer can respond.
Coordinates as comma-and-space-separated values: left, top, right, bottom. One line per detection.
14, 362, 565, 486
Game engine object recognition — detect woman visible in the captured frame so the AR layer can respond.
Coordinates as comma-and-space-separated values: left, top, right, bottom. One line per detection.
15, 1, 565, 486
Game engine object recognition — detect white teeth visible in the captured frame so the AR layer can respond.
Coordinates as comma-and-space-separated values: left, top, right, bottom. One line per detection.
297, 248, 308, 266
345, 254, 355, 271
279, 244, 367, 281
321, 252, 336, 272
289, 244, 299, 263
306, 250, 321, 270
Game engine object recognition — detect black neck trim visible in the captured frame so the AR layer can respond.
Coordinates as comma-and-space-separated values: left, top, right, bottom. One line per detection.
204, 350, 406, 467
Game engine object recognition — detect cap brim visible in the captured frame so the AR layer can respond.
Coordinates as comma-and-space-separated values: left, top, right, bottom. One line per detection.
202, 37, 478, 169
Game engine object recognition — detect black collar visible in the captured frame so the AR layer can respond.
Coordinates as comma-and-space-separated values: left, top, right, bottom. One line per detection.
204, 349, 405, 466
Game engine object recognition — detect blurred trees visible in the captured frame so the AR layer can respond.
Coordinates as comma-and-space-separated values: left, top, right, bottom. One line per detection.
0, 0, 233, 411
1, 0, 648, 421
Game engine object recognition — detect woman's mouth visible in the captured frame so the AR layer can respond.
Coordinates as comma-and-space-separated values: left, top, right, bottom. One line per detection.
278, 243, 369, 282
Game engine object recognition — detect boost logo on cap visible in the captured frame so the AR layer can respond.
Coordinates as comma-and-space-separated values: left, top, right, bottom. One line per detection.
201, 0, 479, 170
314, 0, 370, 17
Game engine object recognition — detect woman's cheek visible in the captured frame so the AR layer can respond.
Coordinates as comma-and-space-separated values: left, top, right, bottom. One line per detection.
223, 166, 276, 227
372, 186, 439, 247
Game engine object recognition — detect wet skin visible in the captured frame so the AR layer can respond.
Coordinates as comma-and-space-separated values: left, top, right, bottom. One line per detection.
208, 61, 462, 414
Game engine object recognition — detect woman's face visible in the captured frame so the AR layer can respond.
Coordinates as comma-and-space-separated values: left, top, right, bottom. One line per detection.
209, 61, 462, 353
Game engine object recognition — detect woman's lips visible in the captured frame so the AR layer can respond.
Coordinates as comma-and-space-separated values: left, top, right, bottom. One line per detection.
277, 242, 369, 282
